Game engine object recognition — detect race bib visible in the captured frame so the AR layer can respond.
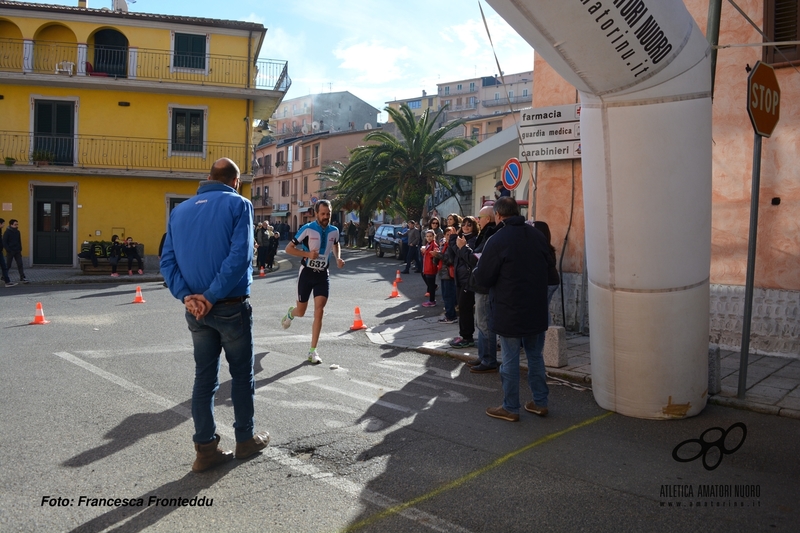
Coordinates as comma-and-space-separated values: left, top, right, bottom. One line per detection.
307, 257, 328, 270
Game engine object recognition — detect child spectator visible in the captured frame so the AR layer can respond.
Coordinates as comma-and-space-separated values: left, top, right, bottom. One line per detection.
420, 229, 440, 307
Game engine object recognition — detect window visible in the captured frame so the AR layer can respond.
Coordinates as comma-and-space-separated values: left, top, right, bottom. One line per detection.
33, 99, 75, 165
444, 86, 450, 95
494, 92, 500, 100
765, 0, 799, 64
468, 96, 477, 107
428, 97, 434, 107
469, 82, 475, 91
312, 143, 320, 167
295, 144, 301, 160
281, 180, 290, 196
303, 176, 308, 194
523, 89, 529, 97
457, 84, 462, 90
171, 107, 205, 153
303, 146, 311, 168
173, 32, 206, 70
508, 91, 514, 98
408, 100, 421, 109
456, 97, 462, 106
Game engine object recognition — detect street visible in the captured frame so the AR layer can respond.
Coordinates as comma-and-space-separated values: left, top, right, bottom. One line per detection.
1, 249, 798, 533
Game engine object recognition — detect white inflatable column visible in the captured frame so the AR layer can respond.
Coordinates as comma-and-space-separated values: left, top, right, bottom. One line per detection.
487, 0, 711, 418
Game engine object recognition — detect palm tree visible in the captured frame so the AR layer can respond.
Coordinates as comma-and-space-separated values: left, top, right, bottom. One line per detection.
341, 104, 473, 223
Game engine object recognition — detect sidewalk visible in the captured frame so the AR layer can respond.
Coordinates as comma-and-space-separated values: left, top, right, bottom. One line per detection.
366, 316, 800, 420
3, 257, 287, 285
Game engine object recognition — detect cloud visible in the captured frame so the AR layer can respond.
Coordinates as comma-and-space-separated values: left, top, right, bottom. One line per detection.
333, 41, 411, 83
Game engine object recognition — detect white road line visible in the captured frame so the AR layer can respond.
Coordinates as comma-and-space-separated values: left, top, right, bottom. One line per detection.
53, 351, 474, 533
309, 382, 415, 413
372, 361, 497, 391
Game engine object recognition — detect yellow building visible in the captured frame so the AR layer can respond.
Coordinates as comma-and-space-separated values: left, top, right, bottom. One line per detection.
0, 0, 289, 266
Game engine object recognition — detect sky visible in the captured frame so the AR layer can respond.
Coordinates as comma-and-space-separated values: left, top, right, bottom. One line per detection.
28, 0, 534, 122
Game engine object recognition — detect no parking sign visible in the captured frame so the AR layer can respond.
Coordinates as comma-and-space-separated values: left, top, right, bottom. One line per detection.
502, 158, 522, 190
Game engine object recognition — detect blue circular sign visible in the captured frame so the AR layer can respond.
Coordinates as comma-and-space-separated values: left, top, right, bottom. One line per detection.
502, 158, 522, 190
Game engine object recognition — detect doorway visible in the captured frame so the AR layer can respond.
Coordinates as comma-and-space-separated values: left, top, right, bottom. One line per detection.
33, 186, 73, 265
34, 100, 75, 165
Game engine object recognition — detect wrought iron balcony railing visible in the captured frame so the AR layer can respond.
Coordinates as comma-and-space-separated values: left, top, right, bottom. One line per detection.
1, 131, 246, 172
0, 38, 290, 91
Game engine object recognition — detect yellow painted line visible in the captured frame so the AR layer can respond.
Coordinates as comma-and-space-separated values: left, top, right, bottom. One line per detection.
342, 410, 614, 532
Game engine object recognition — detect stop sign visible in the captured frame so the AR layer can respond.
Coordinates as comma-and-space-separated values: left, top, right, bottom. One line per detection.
747, 61, 781, 137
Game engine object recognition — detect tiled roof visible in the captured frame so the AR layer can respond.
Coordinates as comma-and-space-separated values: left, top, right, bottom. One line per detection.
0, 1, 265, 32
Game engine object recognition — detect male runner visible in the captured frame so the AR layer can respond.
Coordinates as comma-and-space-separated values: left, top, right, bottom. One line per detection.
281, 200, 345, 364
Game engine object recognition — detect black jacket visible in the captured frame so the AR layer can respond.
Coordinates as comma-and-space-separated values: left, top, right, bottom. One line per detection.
472, 216, 550, 338
2, 226, 22, 253
447, 231, 476, 289
465, 222, 497, 294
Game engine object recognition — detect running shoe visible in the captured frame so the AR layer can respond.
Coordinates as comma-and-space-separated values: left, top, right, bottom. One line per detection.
281, 306, 294, 329
421, 301, 436, 307
437, 316, 458, 324
307, 349, 322, 365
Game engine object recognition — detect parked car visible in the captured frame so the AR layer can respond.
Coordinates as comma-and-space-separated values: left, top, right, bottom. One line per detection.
374, 224, 404, 259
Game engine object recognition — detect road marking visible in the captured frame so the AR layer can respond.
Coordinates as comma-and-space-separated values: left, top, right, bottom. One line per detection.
310, 382, 414, 413
53, 351, 473, 533
372, 361, 496, 391
343, 410, 615, 533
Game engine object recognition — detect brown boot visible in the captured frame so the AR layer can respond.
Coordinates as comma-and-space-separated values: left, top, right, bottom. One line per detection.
235, 431, 270, 459
192, 434, 233, 472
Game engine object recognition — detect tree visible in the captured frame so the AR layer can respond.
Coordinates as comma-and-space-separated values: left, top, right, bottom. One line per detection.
334, 104, 473, 223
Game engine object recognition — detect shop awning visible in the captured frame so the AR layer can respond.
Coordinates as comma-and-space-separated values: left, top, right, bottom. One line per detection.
270, 211, 289, 217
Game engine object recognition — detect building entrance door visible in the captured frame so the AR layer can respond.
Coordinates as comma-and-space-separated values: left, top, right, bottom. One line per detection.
33, 186, 73, 265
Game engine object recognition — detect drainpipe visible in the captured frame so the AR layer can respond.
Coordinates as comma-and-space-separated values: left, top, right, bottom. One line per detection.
488, 0, 712, 419
707, 0, 723, 98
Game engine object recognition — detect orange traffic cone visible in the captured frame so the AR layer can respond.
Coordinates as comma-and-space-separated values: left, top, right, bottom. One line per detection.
349, 306, 367, 330
395, 270, 403, 283
132, 286, 146, 304
388, 281, 399, 298
29, 302, 50, 325
259, 266, 266, 277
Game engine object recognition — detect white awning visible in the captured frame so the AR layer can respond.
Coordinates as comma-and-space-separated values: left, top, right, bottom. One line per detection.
445, 127, 519, 177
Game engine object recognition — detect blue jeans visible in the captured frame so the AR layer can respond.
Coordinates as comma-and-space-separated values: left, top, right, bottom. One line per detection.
474, 293, 497, 367
499, 333, 549, 414
440, 278, 457, 320
186, 300, 255, 444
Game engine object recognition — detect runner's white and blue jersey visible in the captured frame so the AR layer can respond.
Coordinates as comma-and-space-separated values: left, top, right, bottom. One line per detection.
292, 220, 339, 271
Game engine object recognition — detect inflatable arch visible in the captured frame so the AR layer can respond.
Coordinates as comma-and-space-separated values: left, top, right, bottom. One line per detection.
487, 0, 712, 419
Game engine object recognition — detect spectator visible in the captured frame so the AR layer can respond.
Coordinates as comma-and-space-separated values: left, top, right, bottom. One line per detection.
0, 218, 17, 287
401, 220, 421, 274
494, 180, 511, 199
108, 235, 124, 277
255, 222, 269, 271
123, 237, 143, 275
448, 216, 479, 348
420, 229, 440, 307
473, 197, 551, 422
266, 231, 280, 271
533, 220, 561, 324
367, 221, 376, 249
466, 205, 499, 373
348, 220, 358, 248
426, 216, 444, 243
2, 219, 29, 284
435, 225, 458, 323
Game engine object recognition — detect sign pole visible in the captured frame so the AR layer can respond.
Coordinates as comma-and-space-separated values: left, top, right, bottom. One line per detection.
737, 133, 762, 399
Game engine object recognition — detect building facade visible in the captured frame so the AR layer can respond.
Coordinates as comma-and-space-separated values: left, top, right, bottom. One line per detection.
269, 91, 379, 138
0, 0, 288, 266
251, 128, 375, 234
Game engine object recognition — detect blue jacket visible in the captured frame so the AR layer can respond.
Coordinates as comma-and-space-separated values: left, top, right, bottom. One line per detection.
471, 216, 550, 338
160, 180, 254, 305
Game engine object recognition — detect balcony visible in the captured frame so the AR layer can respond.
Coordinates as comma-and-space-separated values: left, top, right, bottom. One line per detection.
0, 38, 290, 89
0, 131, 247, 174
482, 95, 532, 108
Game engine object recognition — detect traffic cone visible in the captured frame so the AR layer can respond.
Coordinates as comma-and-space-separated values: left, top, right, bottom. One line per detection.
388, 281, 399, 298
395, 270, 403, 283
259, 266, 266, 277
29, 302, 50, 325
349, 306, 367, 330
132, 286, 146, 304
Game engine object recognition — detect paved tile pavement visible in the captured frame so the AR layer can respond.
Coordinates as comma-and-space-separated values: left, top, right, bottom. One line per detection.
366, 316, 800, 420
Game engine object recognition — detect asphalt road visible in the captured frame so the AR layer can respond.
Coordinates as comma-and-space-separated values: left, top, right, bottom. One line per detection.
1, 249, 798, 532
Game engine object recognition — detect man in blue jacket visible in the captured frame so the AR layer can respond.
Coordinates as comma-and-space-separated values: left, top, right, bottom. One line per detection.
472, 197, 551, 422
161, 158, 269, 472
